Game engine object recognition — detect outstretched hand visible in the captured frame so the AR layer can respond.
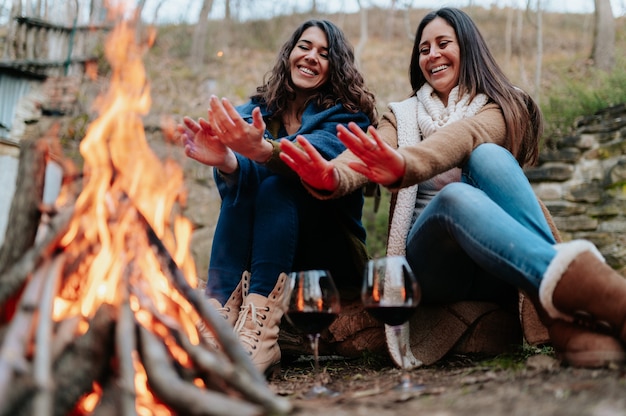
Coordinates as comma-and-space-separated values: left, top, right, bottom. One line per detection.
279, 136, 339, 192
336, 122, 405, 186
207, 95, 271, 163
175, 116, 237, 173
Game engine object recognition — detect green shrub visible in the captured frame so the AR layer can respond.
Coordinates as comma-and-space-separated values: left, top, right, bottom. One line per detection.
541, 57, 626, 145
363, 187, 390, 258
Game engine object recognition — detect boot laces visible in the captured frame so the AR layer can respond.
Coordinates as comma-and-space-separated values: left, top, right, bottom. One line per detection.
235, 303, 269, 351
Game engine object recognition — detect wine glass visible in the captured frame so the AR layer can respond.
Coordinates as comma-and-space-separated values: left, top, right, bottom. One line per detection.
284, 269, 341, 398
362, 256, 424, 393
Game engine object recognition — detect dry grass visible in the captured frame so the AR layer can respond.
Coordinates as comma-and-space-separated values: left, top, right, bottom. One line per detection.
133, 6, 626, 259
142, 6, 625, 125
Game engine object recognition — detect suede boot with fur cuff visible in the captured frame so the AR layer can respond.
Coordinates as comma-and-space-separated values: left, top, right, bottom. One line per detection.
540, 240, 626, 343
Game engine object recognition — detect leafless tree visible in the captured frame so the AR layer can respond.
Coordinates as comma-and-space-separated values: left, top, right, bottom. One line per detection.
225, 0, 231, 21
135, 0, 147, 17
148, 0, 167, 25
533, 0, 543, 103
402, 0, 415, 41
189, 0, 214, 71
504, 4, 514, 73
521, 0, 542, 100
515, 4, 528, 87
384, 0, 396, 41
591, 0, 615, 71
354, 0, 368, 68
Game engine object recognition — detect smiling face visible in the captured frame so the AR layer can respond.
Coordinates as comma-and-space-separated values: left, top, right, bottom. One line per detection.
288, 26, 330, 98
418, 17, 461, 105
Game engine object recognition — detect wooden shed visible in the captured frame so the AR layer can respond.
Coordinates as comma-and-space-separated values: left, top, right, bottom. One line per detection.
0, 14, 108, 245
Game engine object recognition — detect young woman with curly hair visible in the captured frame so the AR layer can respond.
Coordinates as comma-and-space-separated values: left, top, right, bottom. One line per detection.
176, 19, 377, 376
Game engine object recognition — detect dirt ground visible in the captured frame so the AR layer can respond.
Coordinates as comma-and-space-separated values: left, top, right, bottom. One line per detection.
267, 351, 626, 416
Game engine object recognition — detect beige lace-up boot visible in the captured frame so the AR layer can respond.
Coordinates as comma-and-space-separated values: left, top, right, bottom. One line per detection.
197, 271, 250, 350
234, 272, 288, 377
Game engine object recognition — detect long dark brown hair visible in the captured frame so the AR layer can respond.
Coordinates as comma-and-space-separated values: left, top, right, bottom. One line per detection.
409, 7, 542, 166
251, 19, 377, 126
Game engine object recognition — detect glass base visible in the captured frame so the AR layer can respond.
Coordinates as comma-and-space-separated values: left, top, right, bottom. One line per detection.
391, 371, 425, 395
303, 384, 340, 399
392, 380, 425, 393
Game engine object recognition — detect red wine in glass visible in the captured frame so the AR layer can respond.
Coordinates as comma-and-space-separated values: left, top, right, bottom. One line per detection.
285, 311, 339, 335
363, 305, 416, 327
362, 256, 424, 393
285, 269, 341, 398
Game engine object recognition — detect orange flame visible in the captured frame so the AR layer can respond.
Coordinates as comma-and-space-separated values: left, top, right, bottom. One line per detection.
55, 15, 196, 321
75, 383, 102, 414
372, 279, 380, 303
296, 280, 304, 311
53, 6, 199, 413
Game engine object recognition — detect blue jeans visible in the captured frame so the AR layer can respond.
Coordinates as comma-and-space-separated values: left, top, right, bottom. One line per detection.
206, 165, 363, 304
405, 143, 558, 305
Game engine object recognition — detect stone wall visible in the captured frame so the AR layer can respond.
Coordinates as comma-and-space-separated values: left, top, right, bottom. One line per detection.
526, 103, 626, 273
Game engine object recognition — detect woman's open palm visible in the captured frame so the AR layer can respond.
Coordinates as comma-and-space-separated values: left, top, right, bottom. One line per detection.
177, 116, 232, 168
337, 122, 406, 186
208, 96, 267, 161
279, 136, 339, 192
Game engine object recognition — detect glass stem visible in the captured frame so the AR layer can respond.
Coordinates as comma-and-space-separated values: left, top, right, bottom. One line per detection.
393, 325, 411, 385
308, 333, 322, 386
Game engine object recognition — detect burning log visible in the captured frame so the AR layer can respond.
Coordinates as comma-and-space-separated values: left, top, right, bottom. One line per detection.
139, 327, 262, 416
1, 298, 116, 416
0, 185, 292, 415
47, 303, 115, 416
0, 125, 79, 323
142, 216, 265, 385
0, 135, 49, 278
0, 8, 291, 415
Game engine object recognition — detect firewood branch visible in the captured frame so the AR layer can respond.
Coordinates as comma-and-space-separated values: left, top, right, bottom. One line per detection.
138, 326, 263, 416
141, 213, 265, 384
33, 254, 65, 416
52, 303, 117, 415
0, 304, 116, 416
176, 331, 292, 415
129, 282, 291, 415
116, 273, 139, 416
0, 207, 74, 306
0, 257, 49, 405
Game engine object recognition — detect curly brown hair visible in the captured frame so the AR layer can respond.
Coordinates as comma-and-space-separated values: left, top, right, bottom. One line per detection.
251, 19, 378, 126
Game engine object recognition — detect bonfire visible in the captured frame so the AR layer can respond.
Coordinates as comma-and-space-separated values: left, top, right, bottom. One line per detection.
0, 5, 290, 416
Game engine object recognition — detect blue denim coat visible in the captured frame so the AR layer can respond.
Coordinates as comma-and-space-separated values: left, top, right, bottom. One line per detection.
212, 99, 372, 293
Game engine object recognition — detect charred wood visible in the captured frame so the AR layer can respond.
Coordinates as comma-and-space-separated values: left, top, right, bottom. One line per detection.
52, 303, 116, 416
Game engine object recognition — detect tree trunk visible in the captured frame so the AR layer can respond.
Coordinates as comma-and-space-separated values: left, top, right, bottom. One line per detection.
403, 4, 414, 41
534, 2, 543, 103
384, 0, 396, 41
189, 0, 214, 72
224, 0, 231, 21
354, 0, 368, 69
504, 5, 513, 73
516, 6, 528, 87
591, 0, 615, 71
